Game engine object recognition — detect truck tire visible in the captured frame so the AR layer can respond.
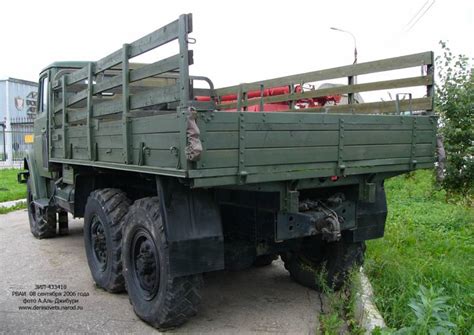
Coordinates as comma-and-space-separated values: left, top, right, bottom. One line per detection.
84, 189, 131, 293
27, 178, 56, 239
122, 197, 203, 329
282, 240, 365, 290
253, 254, 278, 267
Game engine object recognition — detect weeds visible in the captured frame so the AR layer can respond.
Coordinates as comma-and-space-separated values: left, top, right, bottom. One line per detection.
365, 170, 473, 334
317, 267, 364, 335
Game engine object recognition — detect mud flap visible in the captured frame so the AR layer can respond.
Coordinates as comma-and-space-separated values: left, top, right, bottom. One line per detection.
157, 178, 224, 277
349, 183, 387, 242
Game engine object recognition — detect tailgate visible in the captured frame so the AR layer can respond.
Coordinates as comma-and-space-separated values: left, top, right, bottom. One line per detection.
189, 112, 436, 187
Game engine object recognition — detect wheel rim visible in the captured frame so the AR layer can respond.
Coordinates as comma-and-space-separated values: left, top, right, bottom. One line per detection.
90, 215, 107, 271
130, 228, 160, 300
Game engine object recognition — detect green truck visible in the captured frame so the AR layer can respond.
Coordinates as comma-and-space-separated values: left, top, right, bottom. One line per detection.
19, 14, 437, 329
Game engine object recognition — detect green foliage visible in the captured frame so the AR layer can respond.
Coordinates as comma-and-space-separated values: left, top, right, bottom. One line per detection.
317, 267, 364, 334
374, 286, 457, 335
435, 41, 473, 196
0, 169, 26, 202
365, 170, 474, 334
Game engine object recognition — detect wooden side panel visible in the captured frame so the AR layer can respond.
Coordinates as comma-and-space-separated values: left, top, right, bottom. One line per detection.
51, 114, 180, 168
193, 111, 437, 180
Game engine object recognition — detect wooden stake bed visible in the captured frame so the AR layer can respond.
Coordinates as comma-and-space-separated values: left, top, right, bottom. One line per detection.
44, 14, 436, 188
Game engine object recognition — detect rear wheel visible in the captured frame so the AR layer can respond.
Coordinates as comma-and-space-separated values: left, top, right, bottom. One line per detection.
84, 188, 131, 293
27, 178, 56, 239
122, 197, 202, 330
282, 239, 365, 290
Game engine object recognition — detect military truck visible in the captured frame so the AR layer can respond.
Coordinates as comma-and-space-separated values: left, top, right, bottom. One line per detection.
18, 14, 437, 329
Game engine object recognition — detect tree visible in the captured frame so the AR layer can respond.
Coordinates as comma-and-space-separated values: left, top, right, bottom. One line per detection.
435, 41, 473, 197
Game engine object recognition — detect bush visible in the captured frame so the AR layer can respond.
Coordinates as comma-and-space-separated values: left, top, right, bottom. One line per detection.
435, 41, 473, 197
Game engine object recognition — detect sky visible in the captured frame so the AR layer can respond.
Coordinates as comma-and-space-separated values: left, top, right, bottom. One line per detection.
0, 0, 472, 99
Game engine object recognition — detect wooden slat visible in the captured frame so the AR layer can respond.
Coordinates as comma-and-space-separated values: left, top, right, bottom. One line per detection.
198, 143, 434, 170
65, 133, 179, 151
217, 75, 433, 109
203, 129, 434, 150
274, 97, 432, 114
216, 51, 434, 96
66, 67, 89, 86
131, 52, 189, 82
65, 14, 192, 86
64, 51, 191, 109
202, 109, 435, 125
67, 84, 181, 122
130, 84, 180, 110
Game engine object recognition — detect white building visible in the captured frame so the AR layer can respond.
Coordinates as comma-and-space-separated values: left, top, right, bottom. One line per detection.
0, 77, 38, 165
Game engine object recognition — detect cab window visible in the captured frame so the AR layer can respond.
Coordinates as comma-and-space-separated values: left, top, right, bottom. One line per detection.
38, 75, 49, 113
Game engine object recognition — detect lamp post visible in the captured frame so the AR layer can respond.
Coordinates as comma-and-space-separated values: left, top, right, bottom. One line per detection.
330, 27, 358, 104
330, 27, 358, 64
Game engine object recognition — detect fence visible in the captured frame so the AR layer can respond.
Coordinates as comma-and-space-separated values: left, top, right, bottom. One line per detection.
0, 117, 34, 167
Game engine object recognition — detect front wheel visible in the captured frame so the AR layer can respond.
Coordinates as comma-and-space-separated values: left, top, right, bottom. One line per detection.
27, 178, 56, 239
282, 239, 365, 290
122, 197, 202, 330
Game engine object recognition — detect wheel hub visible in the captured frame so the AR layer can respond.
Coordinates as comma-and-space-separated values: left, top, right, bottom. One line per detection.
90, 215, 107, 271
131, 229, 160, 300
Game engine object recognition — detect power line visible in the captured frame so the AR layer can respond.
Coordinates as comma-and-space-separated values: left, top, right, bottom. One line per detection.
404, 0, 431, 29
404, 0, 436, 31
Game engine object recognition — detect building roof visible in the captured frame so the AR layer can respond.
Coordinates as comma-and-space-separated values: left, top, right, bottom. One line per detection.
0, 77, 38, 87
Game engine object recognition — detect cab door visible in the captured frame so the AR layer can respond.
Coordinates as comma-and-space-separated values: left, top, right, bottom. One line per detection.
33, 72, 50, 174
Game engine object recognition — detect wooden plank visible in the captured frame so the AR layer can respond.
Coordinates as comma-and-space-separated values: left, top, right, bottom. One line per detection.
132, 148, 179, 168
132, 114, 179, 134
198, 141, 433, 169
66, 52, 190, 108
66, 67, 89, 86
94, 17, 187, 74
216, 51, 434, 95
51, 147, 64, 159
130, 84, 180, 110
49, 157, 186, 177
204, 131, 339, 149
130, 52, 190, 82
199, 146, 338, 169
344, 143, 433, 161
204, 110, 435, 125
66, 126, 85, 138
274, 97, 432, 114
65, 14, 192, 85
217, 75, 433, 109
190, 158, 434, 188
202, 121, 430, 132
203, 129, 434, 150
131, 133, 180, 150
68, 84, 180, 122
69, 133, 179, 150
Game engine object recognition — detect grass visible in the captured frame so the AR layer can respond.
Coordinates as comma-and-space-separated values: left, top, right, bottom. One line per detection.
0, 168, 26, 202
0, 201, 27, 215
318, 268, 364, 335
365, 170, 474, 334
